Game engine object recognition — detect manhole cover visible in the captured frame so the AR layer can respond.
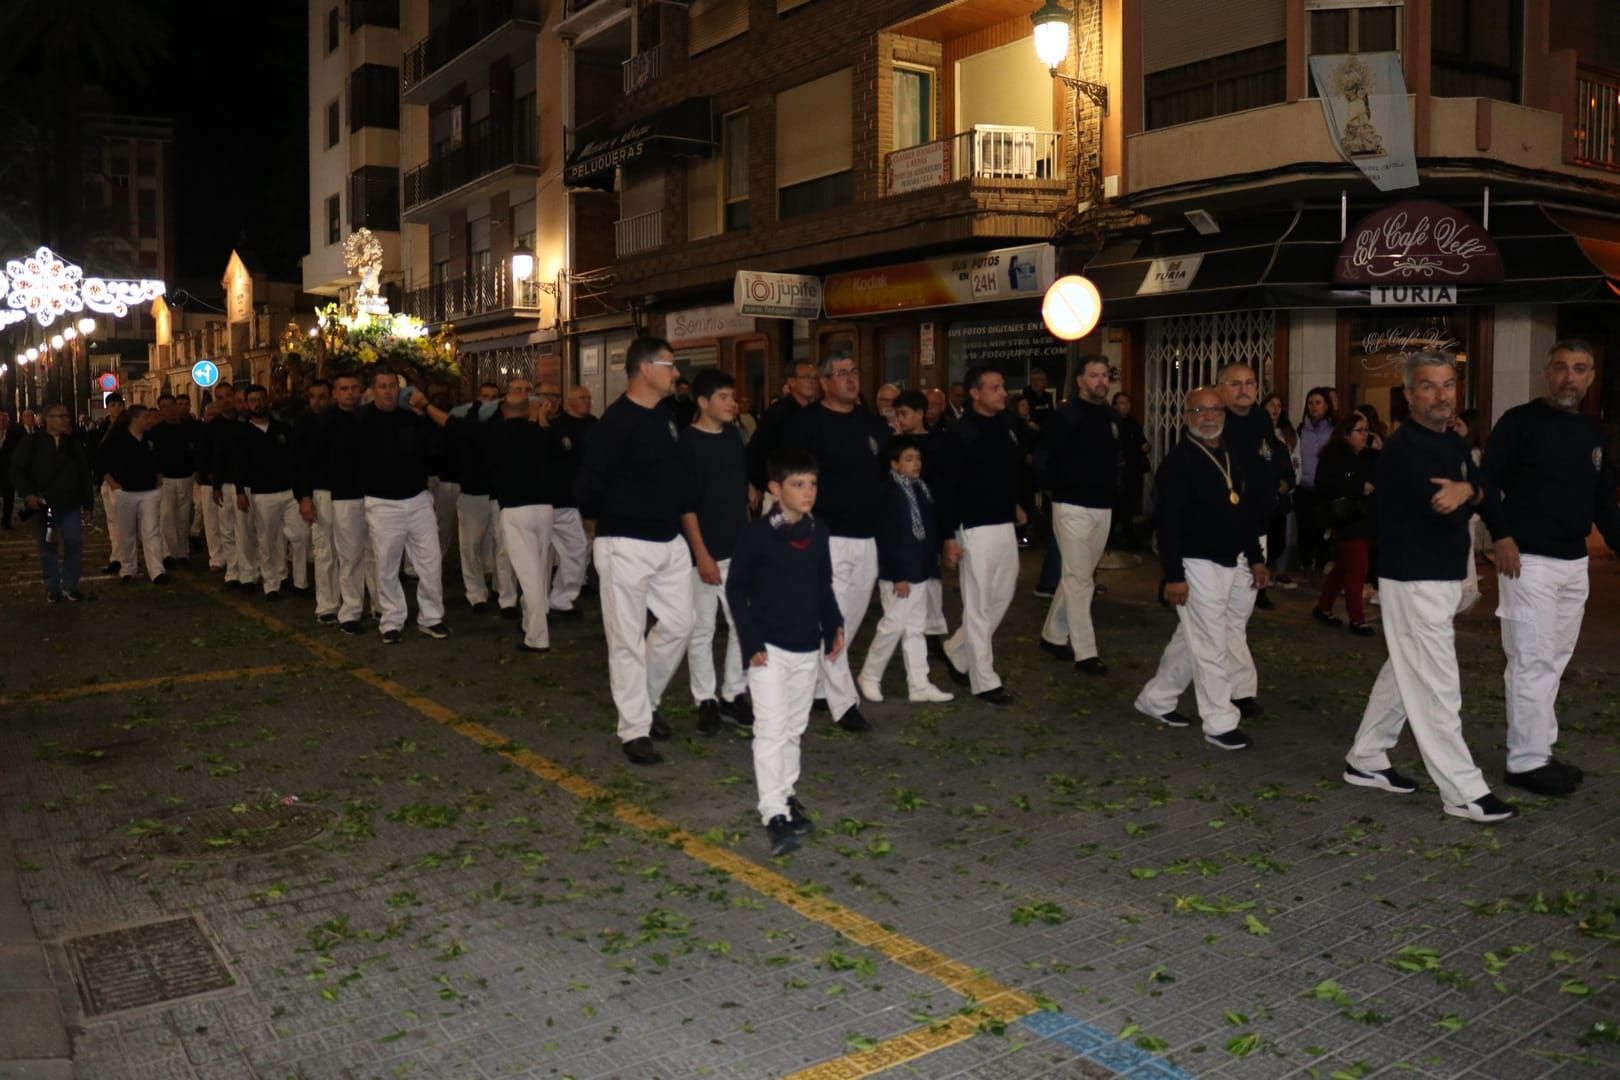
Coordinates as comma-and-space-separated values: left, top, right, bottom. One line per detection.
128, 802, 332, 858
64, 916, 235, 1016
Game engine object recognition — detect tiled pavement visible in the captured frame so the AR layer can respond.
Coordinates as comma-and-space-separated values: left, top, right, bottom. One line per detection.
0, 523, 1617, 1080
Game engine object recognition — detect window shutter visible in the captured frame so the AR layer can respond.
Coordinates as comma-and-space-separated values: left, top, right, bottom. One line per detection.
689, 0, 749, 56
687, 158, 719, 240
775, 68, 853, 189
1142, 0, 1285, 73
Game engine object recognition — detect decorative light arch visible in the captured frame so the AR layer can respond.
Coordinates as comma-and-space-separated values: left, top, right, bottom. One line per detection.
0, 246, 166, 330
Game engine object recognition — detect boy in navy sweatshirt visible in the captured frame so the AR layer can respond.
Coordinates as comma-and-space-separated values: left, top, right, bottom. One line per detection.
859, 437, 954, 704
726, 448, 845, 856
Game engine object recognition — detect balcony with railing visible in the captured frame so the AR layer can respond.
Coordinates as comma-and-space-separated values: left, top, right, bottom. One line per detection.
402, 0, 542, 102
1575, 64, 1620, 172
615, 209, 665, 258
402, 107, 539, 220
403, 259, 545, 326
883, 128, 1065, 196
622, 43, 664, 94
558, 0, 630, 41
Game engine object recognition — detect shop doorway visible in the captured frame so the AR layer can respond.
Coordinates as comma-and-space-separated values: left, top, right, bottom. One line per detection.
1142, 310, 1277, 468
733, 335, 773, 421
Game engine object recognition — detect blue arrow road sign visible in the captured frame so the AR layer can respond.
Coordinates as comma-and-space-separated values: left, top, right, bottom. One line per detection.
191, 360, 219, 388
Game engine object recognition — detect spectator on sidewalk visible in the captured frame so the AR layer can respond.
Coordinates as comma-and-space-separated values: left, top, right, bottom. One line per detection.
1312, 414, 1379, 635
1294, 387, 1336, 580
1261, 392, 1301, 587
1111, 392, 1150, 551
10, 403, 95, 601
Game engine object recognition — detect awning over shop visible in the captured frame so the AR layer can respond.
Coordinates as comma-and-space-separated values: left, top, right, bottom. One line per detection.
1085, 202, 1620, 321
564, 98, 715, 191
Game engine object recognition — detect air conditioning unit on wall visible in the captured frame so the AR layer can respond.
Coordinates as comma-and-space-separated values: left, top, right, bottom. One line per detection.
971, 124, 1037, 179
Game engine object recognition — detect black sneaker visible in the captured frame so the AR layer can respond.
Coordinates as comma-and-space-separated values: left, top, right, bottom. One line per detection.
834, 706, 871, 732
1504, 763, 1577, 797
1445, 792, 1518, 823
1254, 591, 1275, 611
518, 641, 549, 654
810, 698, 831, 714
718, 695, 755, 728
289, 585, 313, 598
696, 699, 722, 734
976, 687, 1014, 706
786, 796, 814, 836
63, 589, 84, 603
162, 556, 178, 571
1038, 639, 1074, 661
120, 575, 134, 585
649, 711, 673, 740
152, 572, 172, 586
470, 600, 494, 614
263, 587, 282, 601
550, 606, 583, 620
622, 737, 663, 766
766, 815, 800, 856
381, 629, 403, 645
1205, 729, 1252, 751
46, 591, 63, 603
944, 662, 971, 687
317, 613, 339, 625
500, 606, 521, 620
103, 561, 121, 574
1312, 608, 1342, 627
1139, 708, 1191, 728
1232, 697, 1264, 719
1343, 762, 1418, 794
419, 622, 451, 640
1347, 622, 1376, 637
339, 620, 364, 636
1074, 657, 1108, 676
1551, 758, 1585, 783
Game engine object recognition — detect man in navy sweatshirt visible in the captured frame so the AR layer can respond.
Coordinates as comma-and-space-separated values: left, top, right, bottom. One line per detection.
233, 385, 309, 599
577, 337, 694, 765
726, 447, 844, 856
1485, 339, 1620, 797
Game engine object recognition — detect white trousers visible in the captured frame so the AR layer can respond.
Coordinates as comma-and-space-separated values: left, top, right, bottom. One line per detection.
223, 483, 259, 585
1040, 504, 1112, 660
159, 476, 193, 559
311, 491, 340, 617
199, 485, 226, 569
943, 524, 1019, 694
1348, 579, 1488, 807
250, 490, 309, 594
100, 480, 122, 562
366, 492, 445, 632
428, 477, 459, 552
594, 536, 694, 741
457, 494, 517, 607
1498, 555, 1589, 773
331, 497, 378, 623
1134, 558, 1254, 736
500, 504, 555, 649
190, 480, 205, 538
750, 645, 820, 824
1227, 536, 1265, 699
818, 537, 879, 718
860, 582, 932, 692
548, 508, 590, 612
924, 577, 948, 635
112, 488, 165, 580
689, 558, 746, 704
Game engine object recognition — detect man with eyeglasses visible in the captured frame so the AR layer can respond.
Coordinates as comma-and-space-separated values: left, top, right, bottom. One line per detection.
10, 404, 95, 601
545, 380, 594, 619
748, 360, 819, 512
1134, 386, 1269, 750
780, 351, 892, 730
577, 337, 695, 765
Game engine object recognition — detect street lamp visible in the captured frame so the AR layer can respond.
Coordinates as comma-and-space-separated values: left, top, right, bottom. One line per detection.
1031, 0, 1110, 114
50, 334, 64, 350
78, 316, 96, 335
510, 244, 536, 282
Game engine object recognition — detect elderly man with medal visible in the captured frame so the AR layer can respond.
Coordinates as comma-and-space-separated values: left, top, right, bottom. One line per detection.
1134, 385, 1270, 751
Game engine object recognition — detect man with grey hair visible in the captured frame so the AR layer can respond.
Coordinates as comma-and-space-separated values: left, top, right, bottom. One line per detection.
1343, 351, 1515, 823
1484, 339, 1620, 797
1135, 386, 1268, 748
781, 351, 892, 730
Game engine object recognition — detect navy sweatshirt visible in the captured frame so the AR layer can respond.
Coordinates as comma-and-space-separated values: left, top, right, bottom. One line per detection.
781, 403, 890, 538
547, 412, 594, 509
300, 406, 365, 500
1483, 399, 1620, 560
148, 419, 202, 478
1223, 406, 1294, 532
725, 509, 843, 658
97, 428, 161, 492
1036, 398, 1120, 509
483, 415, 554, 509
354, 404, 436, 501
234, 418, 295, 494
576, 394, 684, 541
1375, 421, 1502, 582
747, 395, 806, 491
1153, 435, 1265, 584
448, 410, 494, 497
876, 474, 938, 584
933, 409, 1024, 535
290, 411, 326, 500
679, 424, 749, 562
196, 415, 233, 485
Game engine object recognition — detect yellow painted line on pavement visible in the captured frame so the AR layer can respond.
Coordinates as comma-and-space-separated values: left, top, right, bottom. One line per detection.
0, 664, 296, 707
202, 584, 1041, 1078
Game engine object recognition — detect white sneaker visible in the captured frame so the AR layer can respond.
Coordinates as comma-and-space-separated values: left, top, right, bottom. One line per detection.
857, 677, 884, 703
909, 684, 954, 703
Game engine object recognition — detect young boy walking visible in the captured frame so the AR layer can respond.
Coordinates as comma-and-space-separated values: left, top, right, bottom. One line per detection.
859, 437, 954, 704
726, 448, 845, 856
680, 369, 755, 733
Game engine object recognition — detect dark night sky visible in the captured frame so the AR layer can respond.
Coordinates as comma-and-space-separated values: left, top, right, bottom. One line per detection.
131, 1, 311, 285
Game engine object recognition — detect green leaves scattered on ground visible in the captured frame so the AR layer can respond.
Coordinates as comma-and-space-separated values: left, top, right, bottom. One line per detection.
1010, 901, 1067, 926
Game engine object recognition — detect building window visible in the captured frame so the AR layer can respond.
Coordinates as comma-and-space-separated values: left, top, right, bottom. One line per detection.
137, 189, 157, 239
722, 109, 749, 231
779, 171, 854, 221
349, 64, 400, 132
136, 141, 157, 177
892, 65, 933, 150
326, 100, 341, 148
348, 166, 399, 231
326, 193, 342, 245
326, 7, 340, 53
349, 0, 400, 30
1144, 41, 1286, 130
1431, 0, 1522, 103
776, 68, 853, 220
1306, 1, 1402, 96
689, 0, 748, 56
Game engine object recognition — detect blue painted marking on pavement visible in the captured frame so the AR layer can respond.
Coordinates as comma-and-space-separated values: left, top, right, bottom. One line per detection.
1018, 1011, 1197, 1079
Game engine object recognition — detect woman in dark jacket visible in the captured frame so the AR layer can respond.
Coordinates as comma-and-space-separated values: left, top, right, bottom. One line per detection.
1312, 413, 1378, 635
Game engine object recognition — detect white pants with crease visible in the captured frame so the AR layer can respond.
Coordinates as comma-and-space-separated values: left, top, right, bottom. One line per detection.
310, 490, 340, 617
500, 504, 555, 649
101, 480, 122, 562
1040, 504, 1112, 660
159, 476, 193, 559
1498, 554, 1588, 774
191, 480, 205, 538
548, 508, 590, 611
943, 524, 1019, 694
1134, 558, 1255, 736
222, 483, 259, 585
1348, 579, 1489, 807
428, 478, 459, 552
112, 488, 165, 580
1226, 535, 1265, 698
689, 558, 746, 704
860, 582, 932, 693
331, 497, 378, 624
457, 493, 517, 607
366, 492, 445, 633
251, 490, 309, 594
817, 537, 879, 719
750, 645, 820, 824
594, 536, 694, 741
924, 577, 948, 635
198, 484, 226, 569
